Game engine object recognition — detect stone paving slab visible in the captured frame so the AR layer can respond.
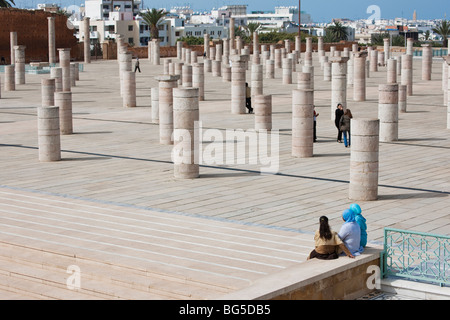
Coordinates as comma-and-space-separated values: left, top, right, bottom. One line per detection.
0, 52, 449, 298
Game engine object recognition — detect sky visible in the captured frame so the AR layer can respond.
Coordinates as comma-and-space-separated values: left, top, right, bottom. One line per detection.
11, 0, 449, 22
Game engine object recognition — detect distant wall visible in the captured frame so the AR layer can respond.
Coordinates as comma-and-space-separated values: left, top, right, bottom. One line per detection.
0, 8, 80, 64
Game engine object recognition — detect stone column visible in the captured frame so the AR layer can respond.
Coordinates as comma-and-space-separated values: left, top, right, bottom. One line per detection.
387, 58, 397, 84
163, 58, 171, 75
204, 59, 211, 73
231, 54, 249, 114
173, 87, 199, 179
349, 118, 379, 201
254, 94, 272, 132
251, 64, 263, 100
229, 18, 235, 50
148, 39, 153, 61
177, 41, 183, 60
445, 57, 450, 128
323, 60, 331, 81
70, 63, 77, 87
253, 32, 260, 57
265, 59, 274, 79
370, 49, 378, 72
123, 71, 136, 108
175, 62, 184, 85
330, 56, 349, 119
421, 44, 432, 81
223, 38, 230, 63
37, 106, 61, 162
193, 62, 204, 101
182, 64, 193, 87
274, 49, 282, 69
353, 52, 367, 101
383, 38, 390, 63
83, 17, 91, 64
398, 84, 407, 113
119, 51, 132, 96
302, 65, 314, 90
395, 55, 402, 76
406, 38, 414, 55
401, 54, 413, 96
151, 87, 159, 123
282, 58, 293, 84
14, 45, 26, 85
156, 75, 179, 145
47, 17, 56, 64
10, 32, 17, 65
297, 72, 311, 90
292, 88, 314, 158
295, 35, 301, 57
55, 91, 73, 135
212, 60, 221, 77
443, 59, 448, 106
191, 51, 198, 64
41, 78, 55, 107
152, 39, 160, 65
58, 48, 71, 92
4, 65, 15, 91
378, 84, 399, 142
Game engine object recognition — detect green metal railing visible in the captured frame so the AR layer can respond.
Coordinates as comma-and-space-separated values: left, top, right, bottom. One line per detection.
382, 228, 450, 287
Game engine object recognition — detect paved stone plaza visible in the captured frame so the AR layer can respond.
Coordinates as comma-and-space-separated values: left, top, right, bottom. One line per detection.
0, 52, 449, 299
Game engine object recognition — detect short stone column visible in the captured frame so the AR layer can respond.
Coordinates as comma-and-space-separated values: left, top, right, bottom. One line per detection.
370, 50, 378, 72
182, 64, 193, 87
330, 56, 349, 119
70, 63, 77, 87
192, 63, 205, 101
4, 65, 15, 91
215, 44, 223, 62
47, 17, 56, 64
251, 64, 263, 100
406, 38, 414, 55
378, 51, 385, 67
123, 71, 136, 108
58, 48, 71, 92
163, 58, 171, 75
191, 52, 198, 64
55, 91, 73, 135
37, 106, 61, 162
353, 52, 367, 101
175, 62, 184, 85
83, 17, 91, 64
302, 65, 314, 90
284, 39, 291, 53
274, 49, 282, 69
297, 72, 311, 90
323, 60, 331, 81
401, 54, 413, 96
387, 58, 397, 84
231, 54, 249, 114
349, 118, 379, 201
292, 88, 314, 158
378, 84, 399, 142
398, 84, 407, 113
14, 45, 26, 85
156, 75, 179, 145
395, 55, 402, 76
421, 44, 432, 81
119, 51, 132, 96
41, 78, 55, 107
265, 59, 274, 79
204, 59, 212, 73
173, 87, 200, 179
282, 58, 293, 84
151, 87, 159, 123
254, 94, 272, 132
212, 60, 221, 77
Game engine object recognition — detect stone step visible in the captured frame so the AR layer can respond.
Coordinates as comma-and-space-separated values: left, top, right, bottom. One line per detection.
0, 241, 233, 299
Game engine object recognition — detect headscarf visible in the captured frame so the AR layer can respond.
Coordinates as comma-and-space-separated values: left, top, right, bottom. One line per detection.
342, 209, 356, 223
349, 203, 361, 215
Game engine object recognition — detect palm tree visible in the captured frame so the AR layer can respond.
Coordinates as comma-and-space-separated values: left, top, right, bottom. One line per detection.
0, 0, 15, 7
245, 22, 261, 38
141, 8, 167, 40
326, 21, 348, 42
432, 20, 450, 47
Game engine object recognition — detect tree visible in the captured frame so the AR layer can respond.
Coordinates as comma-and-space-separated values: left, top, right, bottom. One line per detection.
141, 8, 167, 40
0, 0, 15, 7
432, 20, 450, 47
326, 21, 348, 42
245, 22, 261, 38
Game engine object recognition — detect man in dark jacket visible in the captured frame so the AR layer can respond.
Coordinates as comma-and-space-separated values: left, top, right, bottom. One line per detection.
334, 103, 344, 143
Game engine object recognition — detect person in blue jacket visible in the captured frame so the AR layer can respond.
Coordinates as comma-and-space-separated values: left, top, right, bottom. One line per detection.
338, 209, 363, 256
350, 203, 367, 248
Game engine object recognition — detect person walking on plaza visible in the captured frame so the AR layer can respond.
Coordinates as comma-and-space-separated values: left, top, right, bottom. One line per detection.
339, 108, 353, 148
246, 82, 253, 114
313, 106, 319, 142
307, 216, 355, 260
334, 103, 344, 143
134, 57, 141, 73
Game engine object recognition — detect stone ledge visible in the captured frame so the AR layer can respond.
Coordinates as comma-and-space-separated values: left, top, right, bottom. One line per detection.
381, 278, 450, 300
219, 247, 382, 300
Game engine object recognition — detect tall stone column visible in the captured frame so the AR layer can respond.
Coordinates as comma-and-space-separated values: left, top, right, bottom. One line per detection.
406, 38, 414, 55
370, 49, 378, 72
383, 38, 390, 64
223, 38, 230, 63
274, 49, 282, 69
55, 91, 73, 135
193, 62, 204, 101
421, 44, 432, 81
148, 39, 153, 61
119, 51, 132, 96
401, 54, 413, 96
398, 84, 407, 113
41, 78, 55, 107
177, 40, 183, 60
253, 32, 260, 57
14, 45, 26, 85
282, 58, 293, 84
173, 87, 200, 179
387, 58, 397, 84
254, 94, 272, 132
295, 35, 301, 58
37, 106, 61, 162
151, 87, 159, 123
58, 48, 71, 92
83, 17, 91, 64
123, 71, 136, 108
156, 75, 179, 145
152, 39, 160, 65
251, 64, 263, 100
229, 17, 235, 50
353, 52, 367, 101
349, 118, 379, 201
323, 60, 331, 81
445, 57, 450, 129
4, 65, 15, 91
292, 88, 314, 158
47, 17, 56, 64
182, 64, 193, 87
10, 32, 17, 65
330, 56, 349, 119
230, 54, 249, 114
378, 84, 399, 142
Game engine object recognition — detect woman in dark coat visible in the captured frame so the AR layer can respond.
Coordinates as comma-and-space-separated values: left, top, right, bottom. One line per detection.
339, 109, 353, 147
334, 103, 344, 143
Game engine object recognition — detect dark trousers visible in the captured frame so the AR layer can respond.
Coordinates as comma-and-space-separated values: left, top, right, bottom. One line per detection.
314, 120, 317, 141
246, 98, 253, 112
134, 66, 141, 73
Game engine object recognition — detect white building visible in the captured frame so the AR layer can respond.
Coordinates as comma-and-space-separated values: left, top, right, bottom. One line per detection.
247, 6, 312, 33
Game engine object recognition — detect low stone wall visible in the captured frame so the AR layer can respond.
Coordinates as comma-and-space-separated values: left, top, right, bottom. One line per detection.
220, 247, 382, 300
